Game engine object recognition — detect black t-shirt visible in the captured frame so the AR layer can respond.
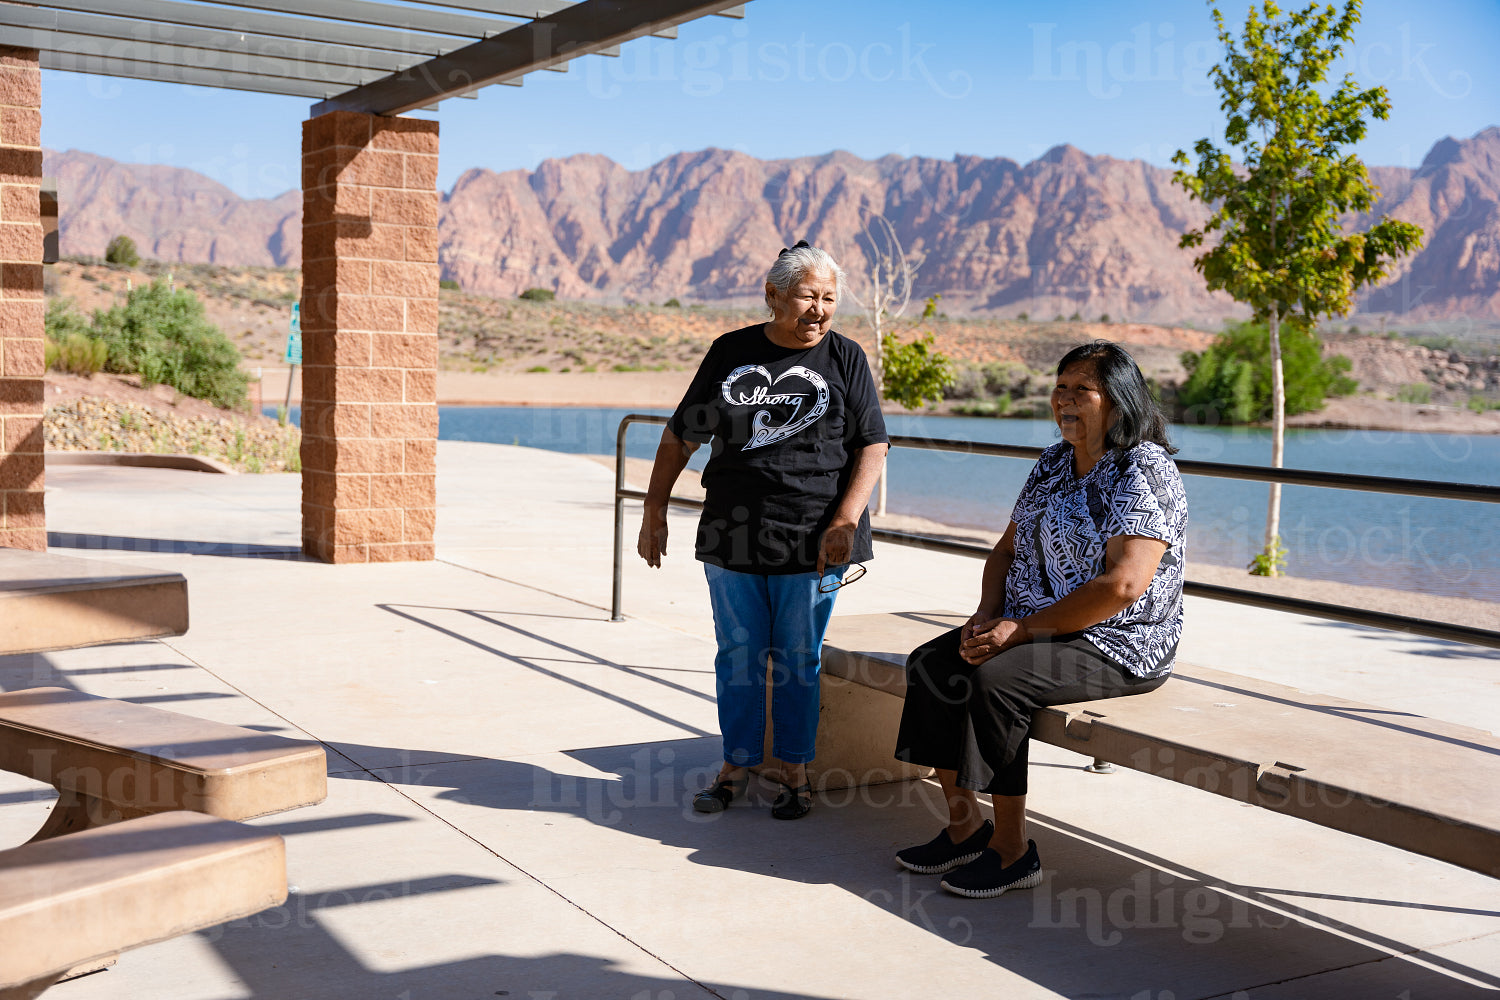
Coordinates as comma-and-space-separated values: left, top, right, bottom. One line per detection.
667, 324, 888, 574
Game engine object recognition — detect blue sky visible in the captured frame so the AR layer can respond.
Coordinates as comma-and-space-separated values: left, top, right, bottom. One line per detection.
39, 0, 1500, 200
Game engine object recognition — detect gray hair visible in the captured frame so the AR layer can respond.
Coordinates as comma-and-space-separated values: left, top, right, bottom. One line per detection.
764, 242, 845, 311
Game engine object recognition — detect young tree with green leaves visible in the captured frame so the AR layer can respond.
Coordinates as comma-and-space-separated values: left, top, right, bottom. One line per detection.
882, 296, 955, 411
1172, 0, 1422, 576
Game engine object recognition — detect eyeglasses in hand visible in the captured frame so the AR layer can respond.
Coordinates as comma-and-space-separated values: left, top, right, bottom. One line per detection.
818, 563, 867, 593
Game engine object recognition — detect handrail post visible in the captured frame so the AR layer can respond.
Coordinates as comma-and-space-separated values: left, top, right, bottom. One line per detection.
611, 415, 633, 621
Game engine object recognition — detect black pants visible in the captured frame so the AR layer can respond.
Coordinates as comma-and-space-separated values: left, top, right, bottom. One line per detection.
894, 627, 1169, 796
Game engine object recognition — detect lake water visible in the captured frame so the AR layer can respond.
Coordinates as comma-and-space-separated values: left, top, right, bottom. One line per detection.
276, 405, 1500, 603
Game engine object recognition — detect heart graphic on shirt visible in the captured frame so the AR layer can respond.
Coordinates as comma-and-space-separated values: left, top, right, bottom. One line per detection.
720, 364, 831, 451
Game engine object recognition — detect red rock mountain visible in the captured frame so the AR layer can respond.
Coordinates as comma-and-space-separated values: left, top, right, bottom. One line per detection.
44, 128, 1500, 321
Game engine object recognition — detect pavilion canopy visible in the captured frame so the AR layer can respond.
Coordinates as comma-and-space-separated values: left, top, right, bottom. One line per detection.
0, 0, 745, 114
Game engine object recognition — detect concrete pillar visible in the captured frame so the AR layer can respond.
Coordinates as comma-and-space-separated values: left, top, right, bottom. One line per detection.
0, 47, 43, 552
300, 111, 439, 563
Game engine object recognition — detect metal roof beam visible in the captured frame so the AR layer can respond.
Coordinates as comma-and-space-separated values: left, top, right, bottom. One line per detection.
39, 49, 376, 99
188, 0, 520, 41
0, 8, 420, 74
20, 0, 458, 56
14, 29, 396, 88
313, 0, 750, 116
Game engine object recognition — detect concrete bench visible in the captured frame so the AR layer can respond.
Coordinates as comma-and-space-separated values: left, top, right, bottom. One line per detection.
0, 549, 188, 656
0, 810, 287, 998
0, 687, 327, 841
805, 611, 1500, 881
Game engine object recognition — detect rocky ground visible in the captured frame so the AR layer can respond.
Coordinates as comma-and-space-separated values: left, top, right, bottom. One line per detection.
44, 372, 300, 473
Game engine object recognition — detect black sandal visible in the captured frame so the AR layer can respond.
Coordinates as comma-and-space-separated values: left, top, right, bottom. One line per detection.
692, 775, 748, 814
771, 781, 812, 820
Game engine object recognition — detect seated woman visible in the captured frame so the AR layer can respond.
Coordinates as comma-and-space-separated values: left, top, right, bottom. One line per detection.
893, 340, 1187, 898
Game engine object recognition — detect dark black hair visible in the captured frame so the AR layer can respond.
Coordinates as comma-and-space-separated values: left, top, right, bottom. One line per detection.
1056, 340, 1177, 455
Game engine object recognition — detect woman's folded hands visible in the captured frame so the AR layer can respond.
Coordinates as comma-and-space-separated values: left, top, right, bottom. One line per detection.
961, 609, 1030, 664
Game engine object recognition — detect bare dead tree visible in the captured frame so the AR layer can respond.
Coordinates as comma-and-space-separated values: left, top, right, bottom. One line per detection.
843, 214, 918, 516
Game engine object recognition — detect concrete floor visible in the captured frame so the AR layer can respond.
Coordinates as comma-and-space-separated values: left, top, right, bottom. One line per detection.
1, 440, 1497, 999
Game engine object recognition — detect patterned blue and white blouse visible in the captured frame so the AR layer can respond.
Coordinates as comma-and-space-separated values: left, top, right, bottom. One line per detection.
1005, 441, 1188, 678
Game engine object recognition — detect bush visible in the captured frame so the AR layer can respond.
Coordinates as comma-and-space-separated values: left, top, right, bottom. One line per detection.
91, 280, 249, 409
662, 297, 681, 308
44, 299, 107, 375
439, 278, 460, 291
1178, 320, 1358, 424
950, 397, 1012, 418
104, 235, 140, 267
1395, 383, 1432, 404
46, 334, 108, 376
518, 287, 555, 302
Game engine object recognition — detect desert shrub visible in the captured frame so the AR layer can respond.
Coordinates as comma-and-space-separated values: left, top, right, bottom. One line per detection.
663, 297, 682, 308
44, 299, 107, 375
1395, 383, 1432, 404
518, 287, 555, 302
46, 334, 108, 376
950, 397, 1012, 417
45, 298, 91, 340
104, 235, 140, 267
1178, 320, 1358, 424
439, 278, 460, 291
91, 280, 249, 409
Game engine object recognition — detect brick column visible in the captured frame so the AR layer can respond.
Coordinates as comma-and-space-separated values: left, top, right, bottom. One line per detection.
0, 47, 43, 552
300, 111, 439, 563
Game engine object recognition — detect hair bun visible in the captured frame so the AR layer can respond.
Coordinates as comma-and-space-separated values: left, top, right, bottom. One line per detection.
776, 239, 811, 260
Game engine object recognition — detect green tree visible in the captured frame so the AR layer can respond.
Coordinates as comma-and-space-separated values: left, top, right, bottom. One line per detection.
104, 235, 140, 267
1172, 0, 1423, 575
1179, 319, 1356, 423
92, 280, 249, 409
518, 287, 555, 302
882, 296, 955, 409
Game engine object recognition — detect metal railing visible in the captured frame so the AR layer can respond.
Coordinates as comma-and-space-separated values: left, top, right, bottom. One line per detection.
610, 413, 1500, 650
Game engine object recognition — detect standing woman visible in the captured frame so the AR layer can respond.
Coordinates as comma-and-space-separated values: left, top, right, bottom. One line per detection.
893, 340, 1187, 896
638, 241, 888, 820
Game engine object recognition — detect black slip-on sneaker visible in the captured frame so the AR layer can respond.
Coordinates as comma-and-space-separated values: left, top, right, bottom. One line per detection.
939, 840, 1043, 898
895, 820, 995, 874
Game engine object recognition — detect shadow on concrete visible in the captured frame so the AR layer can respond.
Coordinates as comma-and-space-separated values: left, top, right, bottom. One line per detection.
47, 532, 305, 560
191, 868, 841, 1000
322, 737, 1500, 999
1309, 619, 1500, 660
378, 603, 716, 737
0, 653, 189, 692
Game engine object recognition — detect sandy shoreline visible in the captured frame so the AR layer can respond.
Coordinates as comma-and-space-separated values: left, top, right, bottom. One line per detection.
592, 453, 1497, 632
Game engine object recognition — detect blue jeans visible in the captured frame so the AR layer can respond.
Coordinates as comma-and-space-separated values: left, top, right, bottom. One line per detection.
703, 563, 845, 766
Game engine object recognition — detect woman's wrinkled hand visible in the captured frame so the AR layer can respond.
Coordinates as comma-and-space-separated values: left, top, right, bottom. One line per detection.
638, 504, 668, 568
961, 606, 1001, 643
816, 520, 856, 575
960, 617, 1028, 665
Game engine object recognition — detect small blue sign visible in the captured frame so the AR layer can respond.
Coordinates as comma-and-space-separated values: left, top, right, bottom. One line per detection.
284, 303, 302, 366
